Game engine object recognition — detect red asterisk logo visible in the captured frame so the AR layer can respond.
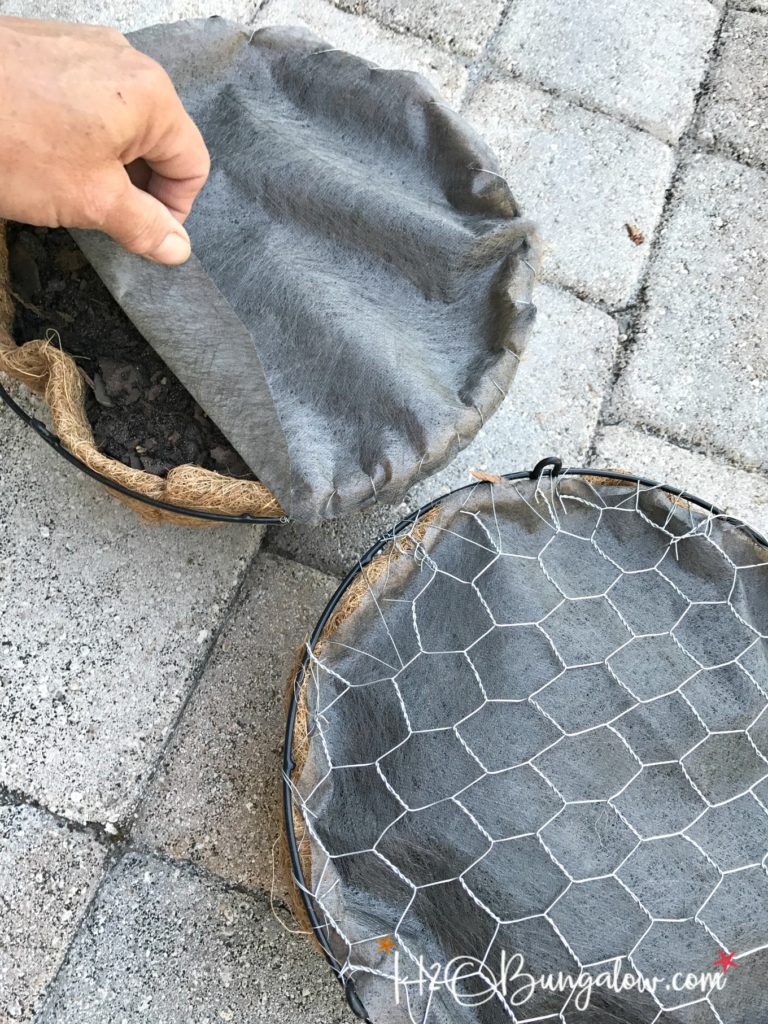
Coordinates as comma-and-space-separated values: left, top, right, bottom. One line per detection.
712, 950, 739, 974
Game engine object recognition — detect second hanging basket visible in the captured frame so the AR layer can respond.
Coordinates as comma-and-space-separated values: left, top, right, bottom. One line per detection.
284, 460, 768, 1023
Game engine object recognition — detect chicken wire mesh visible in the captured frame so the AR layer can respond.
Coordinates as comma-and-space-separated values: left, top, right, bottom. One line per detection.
284, 465, 768, 1024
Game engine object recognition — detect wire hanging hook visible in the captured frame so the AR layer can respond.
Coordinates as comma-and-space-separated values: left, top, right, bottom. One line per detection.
529, 455, 563, 480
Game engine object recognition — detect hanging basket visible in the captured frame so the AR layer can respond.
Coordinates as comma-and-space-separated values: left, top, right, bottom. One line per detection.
69, 19, 539, 524
284, 458, 768, 1023
1, 20, 539, 526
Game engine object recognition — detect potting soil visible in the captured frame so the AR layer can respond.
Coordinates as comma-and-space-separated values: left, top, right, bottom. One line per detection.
6, 222, 253, 480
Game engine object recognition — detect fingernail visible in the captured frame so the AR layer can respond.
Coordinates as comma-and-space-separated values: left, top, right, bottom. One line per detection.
148, 231, 191, 265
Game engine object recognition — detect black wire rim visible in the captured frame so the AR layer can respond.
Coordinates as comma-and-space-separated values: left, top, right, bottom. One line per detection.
282, 457, 768, 1021
0, 378, 289, 524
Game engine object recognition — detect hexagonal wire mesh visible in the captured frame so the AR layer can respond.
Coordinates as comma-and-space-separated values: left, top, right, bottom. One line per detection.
283, 463, 768, 1024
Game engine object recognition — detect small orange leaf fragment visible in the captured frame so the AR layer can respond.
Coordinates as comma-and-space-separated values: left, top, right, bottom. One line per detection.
470, 469, 503, 484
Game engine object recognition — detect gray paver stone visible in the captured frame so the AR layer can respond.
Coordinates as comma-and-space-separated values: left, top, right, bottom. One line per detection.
698, 11, 768, 168
133, 553, 337, 899
0, 805, 107, 1023
493, 0, 719, 143
36, 852, 355, 1023
0, 391, 262, 825
613, 153, 768, 470
463, 76, 675, 306
331, 0, 504, 56
593, 425, 768, 541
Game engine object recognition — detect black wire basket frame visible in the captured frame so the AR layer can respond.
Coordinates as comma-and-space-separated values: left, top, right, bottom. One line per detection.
0, 378, 288, 525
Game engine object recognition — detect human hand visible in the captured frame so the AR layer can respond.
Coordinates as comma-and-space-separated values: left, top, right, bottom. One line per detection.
0, 17, 210, 264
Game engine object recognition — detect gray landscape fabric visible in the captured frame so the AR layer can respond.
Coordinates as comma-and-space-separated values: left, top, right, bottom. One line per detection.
73, 18, 536, 522
293, 473, 768, 1023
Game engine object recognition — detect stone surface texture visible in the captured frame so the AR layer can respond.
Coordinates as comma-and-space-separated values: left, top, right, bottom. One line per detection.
612, 153, 768, 470
35, 852, 356, 1023
464, 76, 675, 307
0, 396, 262, 828
132, 554, 337, 897
697, 10, 768, 168
332, 0, 505, 55
593, 426, 768, 540
0, 0, 259, 29
0, 805, 107, 1023
493, 0, 719, 143
1, 0, 767, 1022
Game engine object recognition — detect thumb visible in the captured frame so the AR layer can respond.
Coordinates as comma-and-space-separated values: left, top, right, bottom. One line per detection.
97, 173, 192, 265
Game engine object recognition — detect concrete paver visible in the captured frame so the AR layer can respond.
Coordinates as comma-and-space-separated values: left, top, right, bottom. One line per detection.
594, 425, 768, 542
0, 804, 107, 1023
132, 554, 337, 899
493, 0, 719, 143
698, 10, 768, 168
332, 0, 505, 56
0, 0, 258, 31
464, 75, 675, 307
612, 153, 768, 471
35, 852, 355, 1024
0, 395, 263, 827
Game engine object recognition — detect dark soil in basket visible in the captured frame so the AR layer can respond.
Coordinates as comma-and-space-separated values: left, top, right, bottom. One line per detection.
6, 222, 254, 480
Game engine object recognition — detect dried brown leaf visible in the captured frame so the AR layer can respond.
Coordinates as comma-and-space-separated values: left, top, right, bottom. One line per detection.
470, 469, 502, 484
625, 223, 645, 246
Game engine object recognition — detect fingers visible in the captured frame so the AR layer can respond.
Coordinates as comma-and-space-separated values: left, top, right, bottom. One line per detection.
0, 17, 206, 262
96, 169, 192, 265
136, 70, 210, 223
125, 157, 151, 191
